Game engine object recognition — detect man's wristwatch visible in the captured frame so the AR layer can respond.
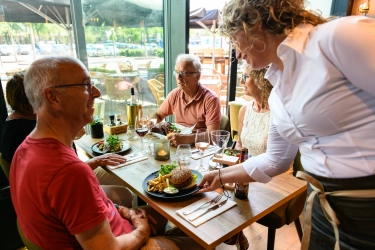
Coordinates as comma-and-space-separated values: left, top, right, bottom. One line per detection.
114, 204, 119, 211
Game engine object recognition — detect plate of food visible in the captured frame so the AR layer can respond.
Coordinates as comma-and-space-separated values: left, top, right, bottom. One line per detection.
142, 161, 202, 199
91, 134, 131, 155
150, 122, 190, 138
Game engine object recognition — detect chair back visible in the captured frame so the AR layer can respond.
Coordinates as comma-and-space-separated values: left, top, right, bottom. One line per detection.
147, 79, 164, 107
0, 153, 10, 180
220, 114, 230, 132
17, 220, 42, 250
105, 78, 131, 102
229, 102, 243, 141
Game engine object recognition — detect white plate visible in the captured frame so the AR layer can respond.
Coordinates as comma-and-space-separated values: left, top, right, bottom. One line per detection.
151, 132, 167, 139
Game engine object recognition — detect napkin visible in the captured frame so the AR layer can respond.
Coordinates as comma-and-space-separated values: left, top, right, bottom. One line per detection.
191, 146, 216, 160
107, 155, 148, 170
176, 193, 237, 227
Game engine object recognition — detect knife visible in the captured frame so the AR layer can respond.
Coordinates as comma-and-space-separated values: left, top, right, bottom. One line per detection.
188, 199, 228, 221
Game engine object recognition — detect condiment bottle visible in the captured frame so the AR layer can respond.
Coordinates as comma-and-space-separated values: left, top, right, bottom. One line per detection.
235, 147, 249, 199
240, 147, 248, 163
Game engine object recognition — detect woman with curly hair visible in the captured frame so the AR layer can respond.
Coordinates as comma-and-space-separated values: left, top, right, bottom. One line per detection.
235, 65, 272, 155
198, 1, 375, 249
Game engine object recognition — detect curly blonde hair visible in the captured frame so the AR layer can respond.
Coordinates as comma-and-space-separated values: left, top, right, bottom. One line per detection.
244, 65, 272, 109
219, 0, 328, 44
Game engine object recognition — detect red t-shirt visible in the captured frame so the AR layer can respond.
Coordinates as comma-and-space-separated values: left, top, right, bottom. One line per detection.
159, 84, 221, 130
10, 136, 133, 249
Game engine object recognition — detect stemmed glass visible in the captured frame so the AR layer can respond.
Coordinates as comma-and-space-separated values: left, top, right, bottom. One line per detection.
210, 130, 230, 169
176, 144, 192, 167
195, 128, 210, 173
135, 109, 149, 154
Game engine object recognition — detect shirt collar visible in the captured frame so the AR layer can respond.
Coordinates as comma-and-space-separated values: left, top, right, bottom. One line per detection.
277, 23, 315, 55
179, 84, 205, 102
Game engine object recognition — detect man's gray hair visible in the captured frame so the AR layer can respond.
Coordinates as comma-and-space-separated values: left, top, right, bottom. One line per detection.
24, 56, 82, 111
175, 54, 201, 72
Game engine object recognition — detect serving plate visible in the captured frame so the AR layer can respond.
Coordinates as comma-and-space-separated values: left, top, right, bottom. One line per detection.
91, 139, 131, 155
142, 170, 202, 199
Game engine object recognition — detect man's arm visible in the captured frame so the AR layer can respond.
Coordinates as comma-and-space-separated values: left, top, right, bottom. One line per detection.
76, 212, 150, 250
151, 110, 166, 124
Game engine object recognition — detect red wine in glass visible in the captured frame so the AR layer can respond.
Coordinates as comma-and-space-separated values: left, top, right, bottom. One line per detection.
136, 128, 148, 137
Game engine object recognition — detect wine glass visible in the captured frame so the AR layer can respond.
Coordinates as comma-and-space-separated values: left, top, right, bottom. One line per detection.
135, 109, 149, 154
176, 144, 192, 167
210, 130, 230, 169
195, 128, 210, 173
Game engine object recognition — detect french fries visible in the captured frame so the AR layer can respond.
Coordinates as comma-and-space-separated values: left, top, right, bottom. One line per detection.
147, 173, 172, 193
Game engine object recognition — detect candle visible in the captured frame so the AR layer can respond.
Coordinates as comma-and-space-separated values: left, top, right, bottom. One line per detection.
154, 139, 170, 161
157, 150, 167, 156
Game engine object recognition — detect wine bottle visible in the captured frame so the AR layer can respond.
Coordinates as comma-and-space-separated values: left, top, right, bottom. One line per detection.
127, 88, 140, 126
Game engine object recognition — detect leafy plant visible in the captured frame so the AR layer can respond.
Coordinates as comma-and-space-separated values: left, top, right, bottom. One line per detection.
89, 117, 103, 126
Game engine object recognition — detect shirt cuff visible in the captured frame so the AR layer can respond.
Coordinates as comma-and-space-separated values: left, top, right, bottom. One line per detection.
242, 158, 272, 183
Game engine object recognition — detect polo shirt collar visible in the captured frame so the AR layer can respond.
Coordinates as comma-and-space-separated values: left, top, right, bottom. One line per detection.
179, 84, 204, 103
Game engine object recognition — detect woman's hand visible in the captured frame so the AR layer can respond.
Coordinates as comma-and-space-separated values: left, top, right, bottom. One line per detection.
86, 153, 126, 170
196, 170, 222, 194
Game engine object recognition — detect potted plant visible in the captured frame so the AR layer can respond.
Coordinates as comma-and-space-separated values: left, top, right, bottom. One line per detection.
89, 117, 104, 138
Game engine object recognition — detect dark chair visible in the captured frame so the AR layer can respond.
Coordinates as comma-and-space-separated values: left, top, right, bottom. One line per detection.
220, 114, 230, 132
17, 220, 42, 250
256, 151, 306, 250
0, 155, 24, 249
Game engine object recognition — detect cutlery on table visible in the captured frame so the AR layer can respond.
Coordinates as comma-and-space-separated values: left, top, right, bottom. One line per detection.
188, 199, 228, 221
183, 194, 222, 215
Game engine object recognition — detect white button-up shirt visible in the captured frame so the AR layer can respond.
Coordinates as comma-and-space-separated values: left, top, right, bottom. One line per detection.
243, 16, 375, 183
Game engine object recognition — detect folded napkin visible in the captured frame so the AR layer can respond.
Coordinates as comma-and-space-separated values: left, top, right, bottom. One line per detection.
107, 155, 148, 170
176, 193, 237, 227
191, 146, 216, 160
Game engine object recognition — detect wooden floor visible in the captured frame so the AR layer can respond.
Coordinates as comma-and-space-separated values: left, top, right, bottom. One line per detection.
216, 215, 303, 250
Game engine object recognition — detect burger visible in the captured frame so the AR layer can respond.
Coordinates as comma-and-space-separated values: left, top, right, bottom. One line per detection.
169, 166, 196, 190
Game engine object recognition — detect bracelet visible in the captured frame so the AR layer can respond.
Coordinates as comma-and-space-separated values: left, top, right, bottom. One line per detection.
218, 168, 224, 189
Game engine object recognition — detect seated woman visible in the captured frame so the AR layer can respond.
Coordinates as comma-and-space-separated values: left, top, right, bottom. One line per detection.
235, 66, 272, 154
0, 73, 133, 207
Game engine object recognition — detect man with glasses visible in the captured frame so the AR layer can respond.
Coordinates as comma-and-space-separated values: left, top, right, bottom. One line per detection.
11, 57, 203, 249
152, 54, 221, 146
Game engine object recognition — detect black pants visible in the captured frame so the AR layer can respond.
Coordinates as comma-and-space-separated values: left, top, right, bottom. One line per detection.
306, 172, 375, 250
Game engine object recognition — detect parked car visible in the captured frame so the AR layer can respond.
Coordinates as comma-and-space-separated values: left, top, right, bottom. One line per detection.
0, 45, 14, 56
36, 44, 53, 54
52, 44, 69, 54
86, 44, 106, 57
17, 44, 33, 55
104, 46, 121, 56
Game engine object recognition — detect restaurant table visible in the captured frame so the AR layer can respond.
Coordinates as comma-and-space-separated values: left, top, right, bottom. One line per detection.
108, 72, 141, 91
75, 133, 307, 249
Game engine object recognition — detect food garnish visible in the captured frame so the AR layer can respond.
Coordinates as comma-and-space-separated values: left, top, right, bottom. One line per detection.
98, 134, 123, 152
159, 161, 178, 175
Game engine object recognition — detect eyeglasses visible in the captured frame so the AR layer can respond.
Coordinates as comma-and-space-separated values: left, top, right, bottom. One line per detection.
51, 81, 94, 94
242, 74, 250, 82
173, 71, 199, 78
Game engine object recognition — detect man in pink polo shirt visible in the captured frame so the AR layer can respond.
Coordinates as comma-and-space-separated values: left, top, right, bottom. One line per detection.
153, 54, 221, 146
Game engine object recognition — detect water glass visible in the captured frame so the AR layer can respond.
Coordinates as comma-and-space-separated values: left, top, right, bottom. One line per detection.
126, 125, 138, 140
176, 144, 192, 167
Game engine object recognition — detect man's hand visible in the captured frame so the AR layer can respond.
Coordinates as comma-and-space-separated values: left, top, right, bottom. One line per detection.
167, 133, 194, 146
86, 153, 126, 170
129, 208, 151, 242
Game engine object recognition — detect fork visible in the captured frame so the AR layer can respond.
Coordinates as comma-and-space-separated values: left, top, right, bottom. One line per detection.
183, 194, 223, 215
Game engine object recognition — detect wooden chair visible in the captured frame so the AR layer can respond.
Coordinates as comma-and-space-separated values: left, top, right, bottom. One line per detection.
212, 52, 226, 74
0, 153, 10, 180
194, 52, 204, 64
137, 61, 152, 71
17, 220, 42, 250
105, 78, 133, 113
256, 151, 306, 250
147, 79, 164, 107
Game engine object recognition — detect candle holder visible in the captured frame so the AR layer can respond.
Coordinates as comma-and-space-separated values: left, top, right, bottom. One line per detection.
153, 139, 170, 161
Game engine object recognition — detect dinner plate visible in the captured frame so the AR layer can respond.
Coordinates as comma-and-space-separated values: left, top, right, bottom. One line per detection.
151, 132, 167, 139
142, 170, 202, 199
91, 139, 132, 155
